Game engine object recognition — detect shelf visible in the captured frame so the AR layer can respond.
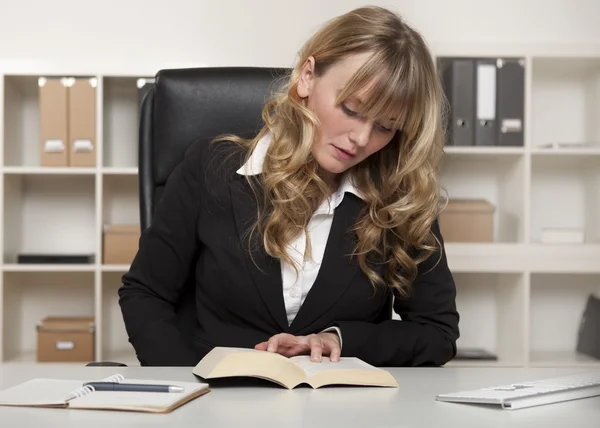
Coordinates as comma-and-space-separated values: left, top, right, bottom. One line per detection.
445, 243, 523, 273
531, 57, 600, 149
529, 351, 600, 368
430, 43, 600, 59
444, 146, 525, 158
101, 264, 130, 272
529, 273, 600, 366
453, 273, 527, 365
445, 359, 524, 368
531, 155, 600, 244
103, 77, 142, 168
0, 351, 91, 365
3, 166, 96, 175
526, 244, 600, 273
439, 154, 526, 243
3, 264, 95, 272
101, 167, 138, 175
445, 243, 600, 273
1, 52, 600, 367
531, 146, 600, 156
2, 271, 94, 362
3, 174, 96, 262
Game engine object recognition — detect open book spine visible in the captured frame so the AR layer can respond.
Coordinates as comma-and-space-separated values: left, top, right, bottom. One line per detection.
65, 373, 125, 401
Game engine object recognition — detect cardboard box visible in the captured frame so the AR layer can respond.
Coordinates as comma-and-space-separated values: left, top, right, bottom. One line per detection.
36, 316, 95, 362
39, 77, 69, 166
68, 78, 97, 166
103, 224, 140, 264
439, 199, 495, 242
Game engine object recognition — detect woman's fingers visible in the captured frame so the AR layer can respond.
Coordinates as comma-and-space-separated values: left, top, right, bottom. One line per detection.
256, 332, 340, 361
319, 332, 341, 362
254, 341, 268, 351
307, 334, 324, 362
328, 346, 341, 362
256, 333, 301, 354
278, 345, 309, 358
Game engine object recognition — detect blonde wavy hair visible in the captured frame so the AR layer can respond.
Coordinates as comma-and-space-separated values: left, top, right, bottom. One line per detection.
220, 6, 447, 297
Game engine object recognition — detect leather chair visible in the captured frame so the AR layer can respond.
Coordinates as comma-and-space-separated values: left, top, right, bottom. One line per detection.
87, 66, 290, 367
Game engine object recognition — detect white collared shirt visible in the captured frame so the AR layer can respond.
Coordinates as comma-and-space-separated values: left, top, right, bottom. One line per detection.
236, 134, 362, 343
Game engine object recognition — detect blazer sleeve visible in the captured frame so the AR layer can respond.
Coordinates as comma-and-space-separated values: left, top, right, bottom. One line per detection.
118, 142, 204, 366
333, 220, 460, 367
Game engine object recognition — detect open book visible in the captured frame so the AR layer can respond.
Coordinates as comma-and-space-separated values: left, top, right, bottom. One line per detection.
0, 374, 209, 413
192, 347, 398, 389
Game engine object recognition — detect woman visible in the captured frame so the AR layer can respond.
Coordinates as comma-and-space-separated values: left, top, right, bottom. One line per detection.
119, 5, 459, 367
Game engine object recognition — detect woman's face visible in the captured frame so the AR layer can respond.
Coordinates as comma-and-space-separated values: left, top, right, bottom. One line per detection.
296, 52, 397, 184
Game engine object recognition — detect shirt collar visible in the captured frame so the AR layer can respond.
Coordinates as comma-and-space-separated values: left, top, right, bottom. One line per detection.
236, 133, 363, 213
235, 133, 271, 176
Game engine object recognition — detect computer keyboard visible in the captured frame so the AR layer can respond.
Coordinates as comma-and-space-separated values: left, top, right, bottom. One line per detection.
436, 371, 600, 410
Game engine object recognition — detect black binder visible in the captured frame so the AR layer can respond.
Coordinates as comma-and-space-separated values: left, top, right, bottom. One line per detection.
576, 294, 600, 360
496, 58, 525, 146
439, 58, 475, 146
474, 59, 497, 146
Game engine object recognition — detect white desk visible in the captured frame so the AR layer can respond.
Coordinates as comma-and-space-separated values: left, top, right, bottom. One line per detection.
0, 364, 598, 427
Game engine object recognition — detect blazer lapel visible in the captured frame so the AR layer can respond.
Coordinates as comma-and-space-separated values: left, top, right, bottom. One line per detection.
229, 176, 290, 332
290, 193, 364, 333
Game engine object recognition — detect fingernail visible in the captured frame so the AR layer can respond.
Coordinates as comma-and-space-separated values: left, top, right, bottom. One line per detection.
267, 344, 274, 352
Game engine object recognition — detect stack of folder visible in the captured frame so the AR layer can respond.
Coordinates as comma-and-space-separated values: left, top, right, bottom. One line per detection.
38, 76, 155, 168
438, 57, 525, 147
39, 77, 97, 167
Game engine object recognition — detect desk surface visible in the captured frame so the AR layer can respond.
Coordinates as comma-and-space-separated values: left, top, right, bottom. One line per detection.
0, 364, 599, 427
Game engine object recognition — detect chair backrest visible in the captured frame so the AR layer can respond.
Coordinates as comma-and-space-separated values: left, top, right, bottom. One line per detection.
139, 66, 290, 230
137, 66, 290, 333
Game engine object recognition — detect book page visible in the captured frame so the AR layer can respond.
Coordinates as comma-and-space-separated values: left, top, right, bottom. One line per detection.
0, 378, 80, 407
193, 347, 262, 378
290, 356, 381, 378
68, 379, 209, 413
290, 356, 398, 389
193, 347, 306, 389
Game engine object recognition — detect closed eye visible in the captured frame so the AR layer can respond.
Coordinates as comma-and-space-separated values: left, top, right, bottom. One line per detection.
342, 102, 394, 133
375, 122, 393, 133
341, 103, 358, 117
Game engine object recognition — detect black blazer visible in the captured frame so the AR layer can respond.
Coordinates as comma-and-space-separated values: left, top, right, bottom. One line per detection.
119, 139, 460, 367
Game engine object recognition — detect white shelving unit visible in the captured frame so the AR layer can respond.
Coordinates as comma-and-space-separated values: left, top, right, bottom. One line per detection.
1, 45, 599, 368
0, 61, 162, 366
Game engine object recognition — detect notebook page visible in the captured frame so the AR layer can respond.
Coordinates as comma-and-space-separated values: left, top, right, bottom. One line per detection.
0, 378, 82, 407
290, 356, 380, 378
68, 378, 209, 412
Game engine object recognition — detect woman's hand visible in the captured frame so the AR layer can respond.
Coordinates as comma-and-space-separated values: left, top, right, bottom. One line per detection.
255, 332, 341, 362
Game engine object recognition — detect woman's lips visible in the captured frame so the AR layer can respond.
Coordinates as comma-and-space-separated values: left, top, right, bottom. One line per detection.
333, 145, 356, 160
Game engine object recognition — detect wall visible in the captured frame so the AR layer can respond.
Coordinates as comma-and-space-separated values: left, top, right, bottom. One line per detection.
0, 0, 598, 68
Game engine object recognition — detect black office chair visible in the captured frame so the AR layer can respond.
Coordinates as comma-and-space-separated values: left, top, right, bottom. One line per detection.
86, 66, 290, 367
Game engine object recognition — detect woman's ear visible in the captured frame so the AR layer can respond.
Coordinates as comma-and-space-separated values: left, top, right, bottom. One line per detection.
296, 56, 316, 99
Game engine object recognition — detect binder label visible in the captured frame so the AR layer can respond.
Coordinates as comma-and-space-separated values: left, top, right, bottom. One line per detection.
501, 118, 522, 133
477, 64, 497, 120
44, 139, 65, 153
73, 139, 94, 152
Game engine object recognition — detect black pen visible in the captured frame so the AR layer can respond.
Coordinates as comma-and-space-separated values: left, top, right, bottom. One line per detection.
83, 382, 185, 393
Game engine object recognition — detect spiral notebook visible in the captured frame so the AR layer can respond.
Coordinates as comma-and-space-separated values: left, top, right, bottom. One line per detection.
0, 374, 210, 413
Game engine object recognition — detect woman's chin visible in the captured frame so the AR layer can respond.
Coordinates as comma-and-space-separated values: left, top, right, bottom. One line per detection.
316, 156, 350, 176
